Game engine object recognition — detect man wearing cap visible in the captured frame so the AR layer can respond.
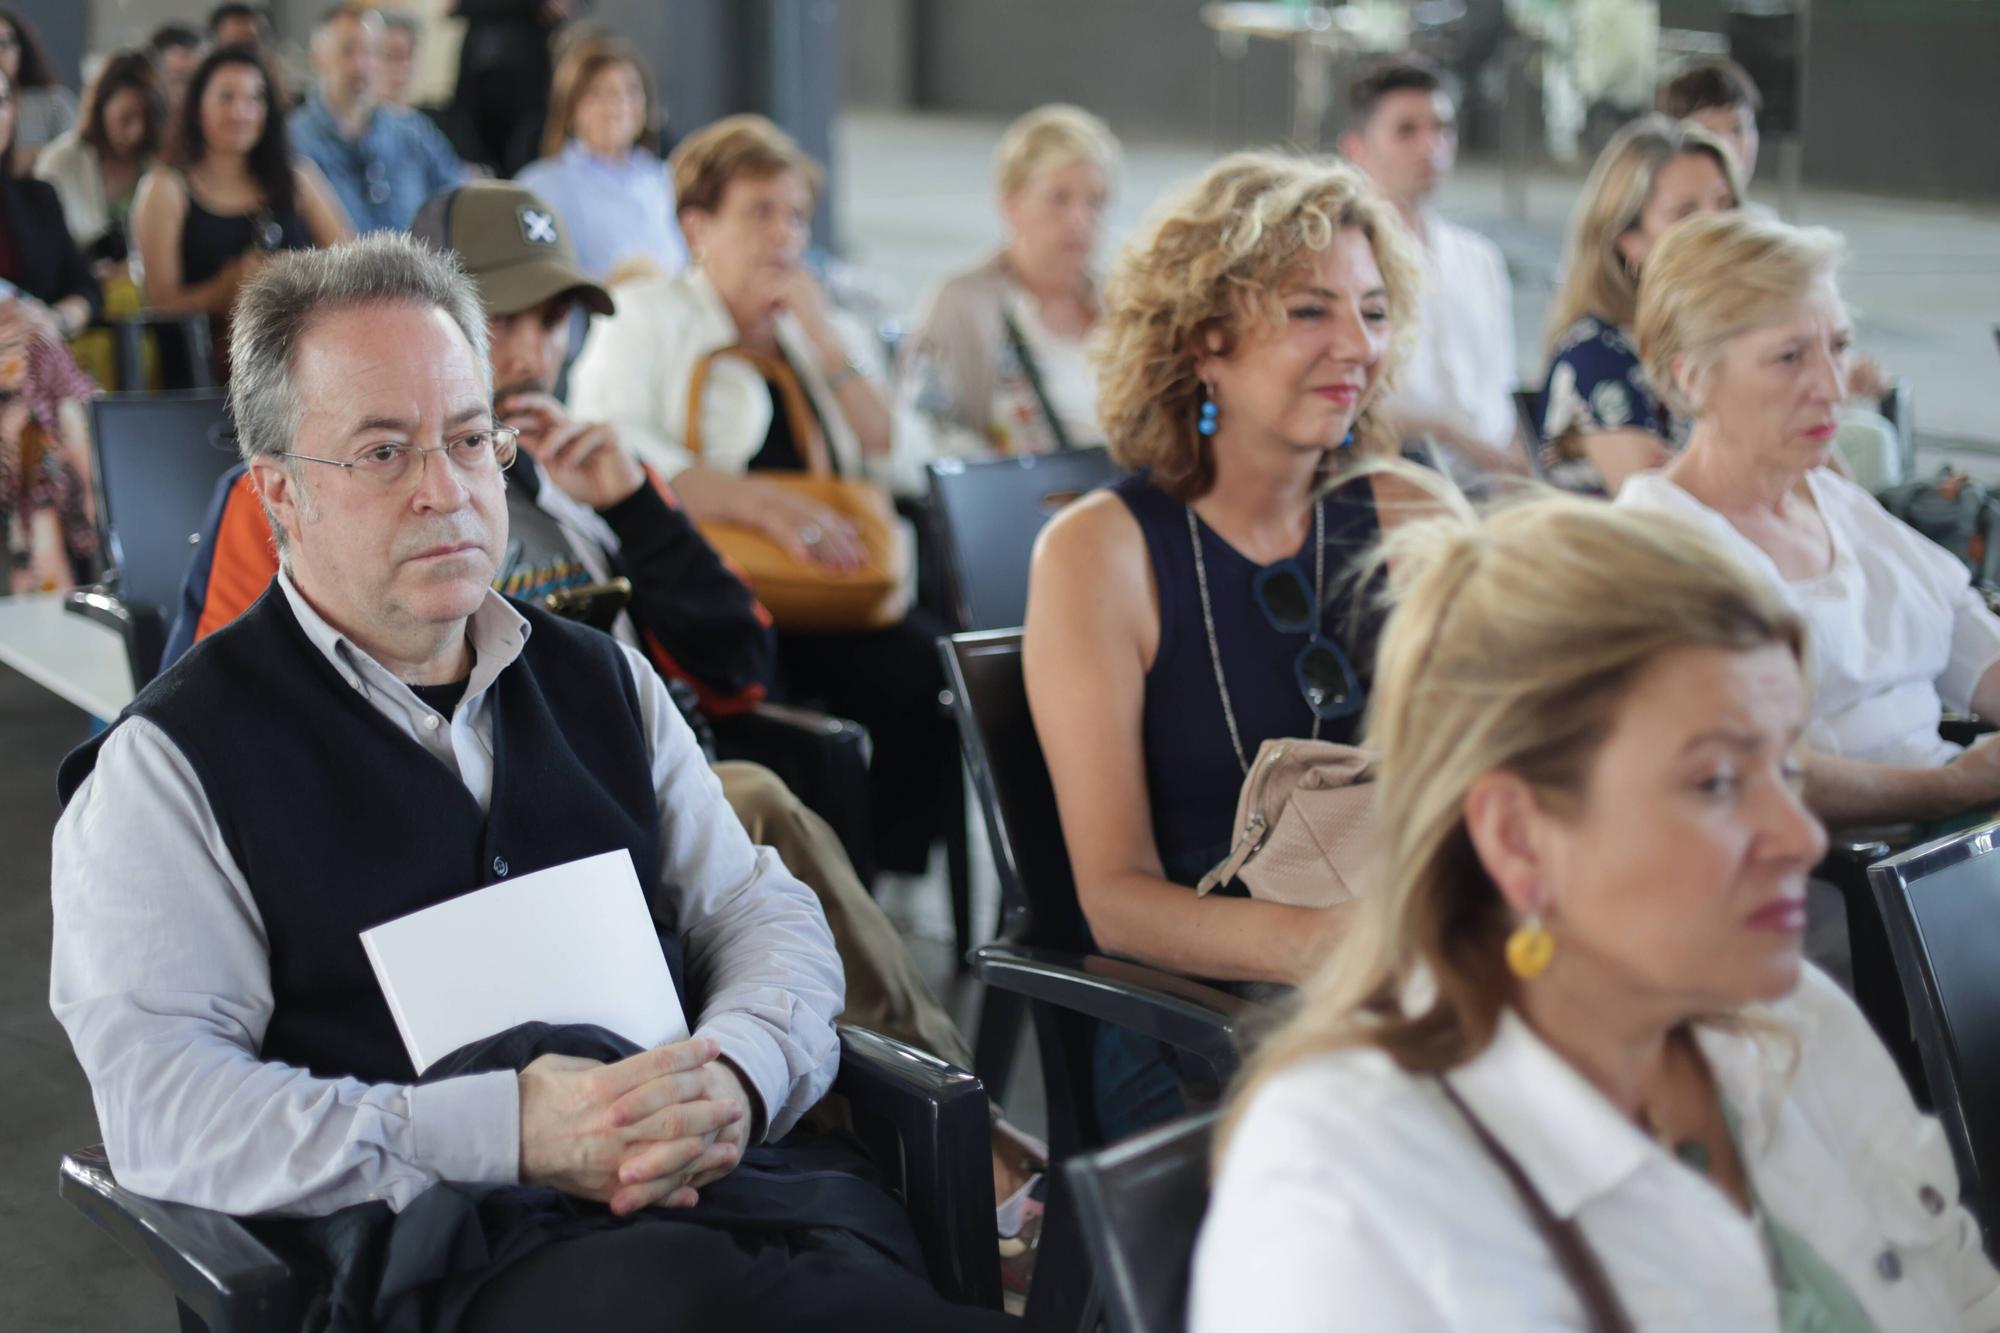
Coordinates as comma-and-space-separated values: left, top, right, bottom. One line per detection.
50, 230, 1014, 1328
158, 183, 1023, 1219
163, 179, 774, 711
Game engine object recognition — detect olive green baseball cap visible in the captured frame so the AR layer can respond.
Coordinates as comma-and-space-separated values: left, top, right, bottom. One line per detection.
409, 180, 614, 319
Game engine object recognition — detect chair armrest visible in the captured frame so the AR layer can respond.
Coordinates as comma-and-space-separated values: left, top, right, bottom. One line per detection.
58, 1145, 299, 1333
64, 586, 164, 692
711, 702, 875, 881
972, 943, 1256, 1080
833, 1026, 1001, 1310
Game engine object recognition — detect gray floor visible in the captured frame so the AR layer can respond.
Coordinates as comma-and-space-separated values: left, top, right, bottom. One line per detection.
5, 109, 1997, 1330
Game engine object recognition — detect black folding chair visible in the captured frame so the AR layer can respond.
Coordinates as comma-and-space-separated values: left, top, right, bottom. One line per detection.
1869, 819, 2000, 1250
927, 448, 1121, 633
942, 630, 1249, 1146
58, 1027, 1002, 1332
1063, 1110, 1216, 1333
67, 392, 237, 690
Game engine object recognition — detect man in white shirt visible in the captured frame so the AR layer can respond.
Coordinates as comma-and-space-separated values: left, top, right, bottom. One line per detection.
1339, 59, 1529, 480
47, 234, 1007, 1329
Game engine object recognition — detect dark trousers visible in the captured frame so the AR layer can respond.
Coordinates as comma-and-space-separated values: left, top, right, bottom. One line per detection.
456, 1215, 1012, 1332
777, 607, 955, 876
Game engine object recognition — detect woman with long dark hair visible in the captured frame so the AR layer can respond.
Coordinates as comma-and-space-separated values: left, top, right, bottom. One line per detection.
35, 52, 165, 275
130, 45, 348, 348
0, 8, 76, 174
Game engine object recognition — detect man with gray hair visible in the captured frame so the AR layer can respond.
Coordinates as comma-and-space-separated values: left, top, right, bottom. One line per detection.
48, 235, 1010, 1329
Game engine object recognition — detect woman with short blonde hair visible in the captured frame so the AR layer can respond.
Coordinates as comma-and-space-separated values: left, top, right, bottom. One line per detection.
515, 36, 688, 283
1537, 114, 1740, 494
1619, 210, 2000, 827
1022, 151, 1431, 1140
1194, 496, 2000, 1329
900, 103, 1121, 457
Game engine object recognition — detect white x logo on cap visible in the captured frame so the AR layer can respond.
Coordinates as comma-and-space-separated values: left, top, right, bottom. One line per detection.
519, 208, 557, 246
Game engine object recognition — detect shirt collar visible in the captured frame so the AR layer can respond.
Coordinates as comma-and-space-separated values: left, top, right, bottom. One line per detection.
1449, 1000, 1804, 1219
301, 92, 371, 142
1447, 1005, 1660, 1219
276, 567, 531, 703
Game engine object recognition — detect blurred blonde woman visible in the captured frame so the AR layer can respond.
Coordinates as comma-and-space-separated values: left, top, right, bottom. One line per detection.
1024, 151, 1433, 1141
1620, 211, 2000, 829
1538, 114, 1740, 495
1193, 496, 2000, 1330
900, 104, 1119, 456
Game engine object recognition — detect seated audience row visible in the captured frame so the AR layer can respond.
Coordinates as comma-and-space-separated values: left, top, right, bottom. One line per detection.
1195, 494, 2000, 1329
51, 232, 1015, 1329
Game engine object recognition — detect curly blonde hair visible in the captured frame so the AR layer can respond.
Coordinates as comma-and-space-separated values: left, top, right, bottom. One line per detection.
1094, 151, 1422, 501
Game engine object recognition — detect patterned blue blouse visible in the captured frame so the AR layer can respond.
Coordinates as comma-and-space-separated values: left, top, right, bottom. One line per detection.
1538, 315, 1679, 494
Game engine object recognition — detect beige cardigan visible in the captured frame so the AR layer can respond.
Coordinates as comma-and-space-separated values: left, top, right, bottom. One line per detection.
33, 130, 133, 252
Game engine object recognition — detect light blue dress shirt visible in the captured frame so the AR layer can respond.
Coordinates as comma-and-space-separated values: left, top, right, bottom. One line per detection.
515, 140, 689, 281
289, 95, 464, 233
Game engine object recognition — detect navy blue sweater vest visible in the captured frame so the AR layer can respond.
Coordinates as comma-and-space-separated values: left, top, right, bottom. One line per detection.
58, 586, 677, 1086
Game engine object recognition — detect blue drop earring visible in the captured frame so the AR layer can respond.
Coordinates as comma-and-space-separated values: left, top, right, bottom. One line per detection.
1198, 390, 1220, 437
1338, 429, 1354, 449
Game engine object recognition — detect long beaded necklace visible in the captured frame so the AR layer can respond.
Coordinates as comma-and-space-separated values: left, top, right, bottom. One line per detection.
1187, 499, 1325, 777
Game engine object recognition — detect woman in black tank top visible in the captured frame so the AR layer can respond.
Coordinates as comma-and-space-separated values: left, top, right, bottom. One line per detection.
1022, 153, 1438, 1141
131, 46, 348, 371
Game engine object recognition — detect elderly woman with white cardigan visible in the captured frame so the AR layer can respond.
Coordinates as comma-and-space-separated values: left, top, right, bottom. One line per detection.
1616, 211, 2000, 831
568, 113, 950, 878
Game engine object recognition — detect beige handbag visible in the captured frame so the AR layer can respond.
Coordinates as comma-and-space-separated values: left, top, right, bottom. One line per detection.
1196, 737, 1380, 908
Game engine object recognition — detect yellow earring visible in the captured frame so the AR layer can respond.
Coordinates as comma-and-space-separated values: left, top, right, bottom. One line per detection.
1505, 912, 1555, 980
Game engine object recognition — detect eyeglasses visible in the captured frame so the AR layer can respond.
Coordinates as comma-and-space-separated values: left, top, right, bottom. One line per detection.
279, 426, 519, 488
1252, 559, 1363, 721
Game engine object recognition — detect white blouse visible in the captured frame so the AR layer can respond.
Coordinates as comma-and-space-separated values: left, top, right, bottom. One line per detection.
1619, 468, 2000, 767
1192, 967, 2000, 1332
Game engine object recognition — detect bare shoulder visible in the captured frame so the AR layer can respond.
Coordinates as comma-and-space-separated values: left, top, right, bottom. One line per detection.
1033, 486, 1145, 579
133, 166, 186, 212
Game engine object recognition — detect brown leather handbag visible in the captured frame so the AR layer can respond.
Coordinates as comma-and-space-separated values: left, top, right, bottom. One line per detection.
684, 346, 910, 633
1196, 737, 1380, 907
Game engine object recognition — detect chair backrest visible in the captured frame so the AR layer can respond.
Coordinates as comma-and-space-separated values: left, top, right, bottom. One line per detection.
1869, 819, 2000, 1232
927, 449, 1122, 632
940, 629, 1092, 950
1064, 1110, 1216, 1333
88, 392, 236, 618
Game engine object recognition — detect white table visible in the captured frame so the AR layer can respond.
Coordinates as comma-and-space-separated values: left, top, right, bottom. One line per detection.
0, 593, 136, 721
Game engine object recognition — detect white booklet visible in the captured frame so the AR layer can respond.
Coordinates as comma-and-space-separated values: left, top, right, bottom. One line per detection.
359, 849, 688, 1075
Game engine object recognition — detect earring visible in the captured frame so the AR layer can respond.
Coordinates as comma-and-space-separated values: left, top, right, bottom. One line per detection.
1505, 911, 1556, 980
1197, 388, 1219, 437
1338, 430, 1355, 449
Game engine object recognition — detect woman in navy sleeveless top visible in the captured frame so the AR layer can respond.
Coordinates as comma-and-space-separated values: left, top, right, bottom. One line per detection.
1024, 153, 1433, 1141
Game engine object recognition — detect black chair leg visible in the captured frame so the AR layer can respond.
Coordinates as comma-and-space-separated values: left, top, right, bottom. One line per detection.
1021, 1168, 1102, 1333
176, 1299, 210, 1332
947, 759, 973, 972
971, 985, 1026, 1106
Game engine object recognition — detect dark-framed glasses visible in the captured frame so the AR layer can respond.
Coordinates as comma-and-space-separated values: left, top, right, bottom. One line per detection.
1252, 559, 1363, 721
278, 426, 519, 488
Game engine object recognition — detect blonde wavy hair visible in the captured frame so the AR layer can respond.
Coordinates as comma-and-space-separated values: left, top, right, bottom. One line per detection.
1544, 114, 1743, 348
1636, 211, 1846, 419
1094, 151, 1422, 501
1216, 495, 1806, 1162
994, 103, 1120, 199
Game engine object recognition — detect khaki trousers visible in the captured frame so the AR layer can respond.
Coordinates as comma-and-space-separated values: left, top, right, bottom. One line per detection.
714, 761, 975, 1071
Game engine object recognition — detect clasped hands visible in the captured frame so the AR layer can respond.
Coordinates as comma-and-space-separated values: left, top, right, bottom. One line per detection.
518, 1034, 752, 1216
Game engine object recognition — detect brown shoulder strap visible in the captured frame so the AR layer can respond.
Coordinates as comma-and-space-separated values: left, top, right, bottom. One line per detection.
684, 345, 832, 476
1438, 1077, 1637, 1333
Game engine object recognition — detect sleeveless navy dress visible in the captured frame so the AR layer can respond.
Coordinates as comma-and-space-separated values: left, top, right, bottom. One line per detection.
1095, 470, 1383, 1140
